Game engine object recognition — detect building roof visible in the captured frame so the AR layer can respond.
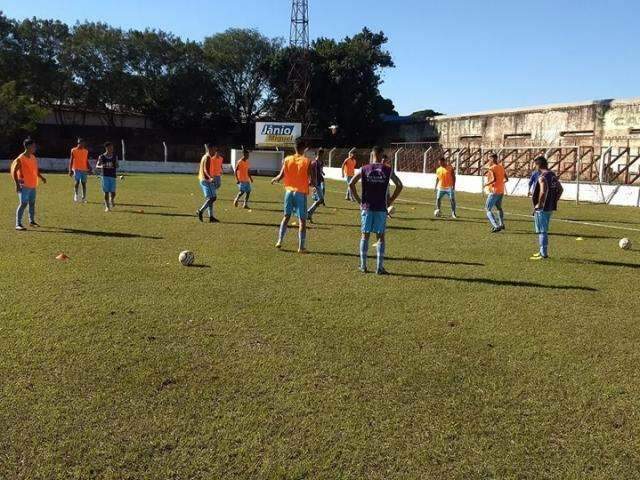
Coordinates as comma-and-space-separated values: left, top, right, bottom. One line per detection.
432, 97, 640, 121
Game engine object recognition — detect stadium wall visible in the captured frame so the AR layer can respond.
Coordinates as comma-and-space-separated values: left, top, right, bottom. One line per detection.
322, 167, 640, 208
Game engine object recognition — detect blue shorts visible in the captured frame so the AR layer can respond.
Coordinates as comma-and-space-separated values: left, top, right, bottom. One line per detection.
18, 187, 36, 204
74, 170, 88, 183
213, 176, 222, 189
200, 180, 217, 199
284, 191, 308, 219
312, 183, 325, 202
102, 176, 117, 193
437, 188, 455, 201
239, 182, 252, 193
534, 210, 552, 233
486, 193, 504, 210
361, 209, 387, 234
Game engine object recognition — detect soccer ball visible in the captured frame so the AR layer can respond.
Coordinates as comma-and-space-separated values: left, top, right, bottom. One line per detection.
387, 205, 396, 215
434, 209, 441, 218
179, 250, 195, 266
619, 238, 632, 250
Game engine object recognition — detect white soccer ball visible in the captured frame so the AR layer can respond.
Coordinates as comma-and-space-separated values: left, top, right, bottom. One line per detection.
387, 205, 396, 215
179, 250, 195, 266
434, 209, 441, 218
619, 238, 632, 250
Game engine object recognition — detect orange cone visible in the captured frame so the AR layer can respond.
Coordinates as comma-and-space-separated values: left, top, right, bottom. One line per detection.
56, 253, 69, 261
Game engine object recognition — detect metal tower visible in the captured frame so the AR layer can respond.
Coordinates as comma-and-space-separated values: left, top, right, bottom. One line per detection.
287, 0, 311, 131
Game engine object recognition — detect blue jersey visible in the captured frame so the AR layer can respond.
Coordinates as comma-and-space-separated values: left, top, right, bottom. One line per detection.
361, 163, 392, 212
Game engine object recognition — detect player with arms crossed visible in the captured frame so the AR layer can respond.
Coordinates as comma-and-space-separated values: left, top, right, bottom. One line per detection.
233, 149, 253, 209
349, 146, 403, 275
434, 158, 457, 218
530, 156, 563, 260
196, 143, 219, 223
271, 137, 312, 253
68, 138, 92, 203
485, 153, 508, 232
95, 142, 119, 212
12, 138, 47, 230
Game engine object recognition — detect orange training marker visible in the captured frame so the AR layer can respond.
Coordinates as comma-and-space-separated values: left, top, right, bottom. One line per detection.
56, 253, 69, 261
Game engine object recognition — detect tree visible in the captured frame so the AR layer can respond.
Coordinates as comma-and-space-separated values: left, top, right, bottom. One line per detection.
203, 29, 281, 128
0, 81, 47, 150
269, 28, 397, 146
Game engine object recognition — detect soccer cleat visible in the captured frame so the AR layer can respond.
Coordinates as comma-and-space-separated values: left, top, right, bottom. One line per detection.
210, 217, 220, 223
307, 216, 314, 224
275, 242, 282, 249
499, 225, 506, 231
73, 193, 78, 202
359, 266, 368, 273
105, 207, 111, 212
490, 226, 501, 233
82, 198, 88, 204
530, 253, 549, 260
233, 198, 239, 207
15, 225, 26, 231
434, 209, 441, 218
376, 268, 390, 275
297, 248, 309, 254
243, 204, 250, 209
197, 210, 203, 222
29, 222, 40, 227
451, 212, 458, 219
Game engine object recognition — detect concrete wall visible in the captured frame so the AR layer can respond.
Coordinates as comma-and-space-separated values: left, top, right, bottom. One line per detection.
322, 167, 640, 208
0, 159, 232, 175
395, 98, 640, 148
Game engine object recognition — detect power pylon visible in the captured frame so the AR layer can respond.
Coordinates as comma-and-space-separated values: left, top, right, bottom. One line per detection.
287, 0, 311, 134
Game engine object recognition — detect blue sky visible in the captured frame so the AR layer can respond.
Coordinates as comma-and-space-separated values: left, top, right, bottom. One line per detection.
3, 0, 638, 115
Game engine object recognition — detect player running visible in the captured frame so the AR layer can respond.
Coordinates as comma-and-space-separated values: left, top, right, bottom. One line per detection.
307, 148, 326, 222
485, 153, 508, 232
434, 158, 457, 218
271, 137, 312, 253
341, 151, 357, 201
68, 138, 92, 203
349, 146, 403, 275
530, 156, 563, 260
12, 138, 47, 230
95, 142, 119, 212
196, 143, 219, 223
233, 149, 253, 209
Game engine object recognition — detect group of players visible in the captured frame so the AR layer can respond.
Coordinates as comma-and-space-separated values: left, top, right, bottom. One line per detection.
9, 135, 563, 270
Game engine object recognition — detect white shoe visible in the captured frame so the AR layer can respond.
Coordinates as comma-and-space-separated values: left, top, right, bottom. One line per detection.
434, 209, 441, 218
105, 207, 111, 212
74, 194, 78, 202
451, 212, 458, 219
82, 198, 88, 204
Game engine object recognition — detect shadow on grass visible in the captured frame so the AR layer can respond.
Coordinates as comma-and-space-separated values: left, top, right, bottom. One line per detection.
508, 231, 619, 240
36, 227, 162, 240
564, 258, 640, 269
388, 272, 597, 291
118, 210, 194, 218
317, 222, 432, 231
87, 201, 175, 209
189, 264, 211, 269
311, 251, 484, 266
223, 220, 329, 230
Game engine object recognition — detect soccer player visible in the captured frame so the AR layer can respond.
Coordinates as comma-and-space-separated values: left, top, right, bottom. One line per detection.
434, 158, 457, 218
349, 146, 403, 275
12, 138, 47, 230
68, 138, 92, 203
196, 143, 219, 223
271, 137, 312, 253
341, 151, 357, 201
485, 153, 508, 232
307, 148, 326, 222
95, 142, 118, 212
210, 146, 224, 190
233, 149, 253, 209
530, 156, 563, 260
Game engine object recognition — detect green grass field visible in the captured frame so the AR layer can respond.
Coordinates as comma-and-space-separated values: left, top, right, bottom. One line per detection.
1, 172, 639, 479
